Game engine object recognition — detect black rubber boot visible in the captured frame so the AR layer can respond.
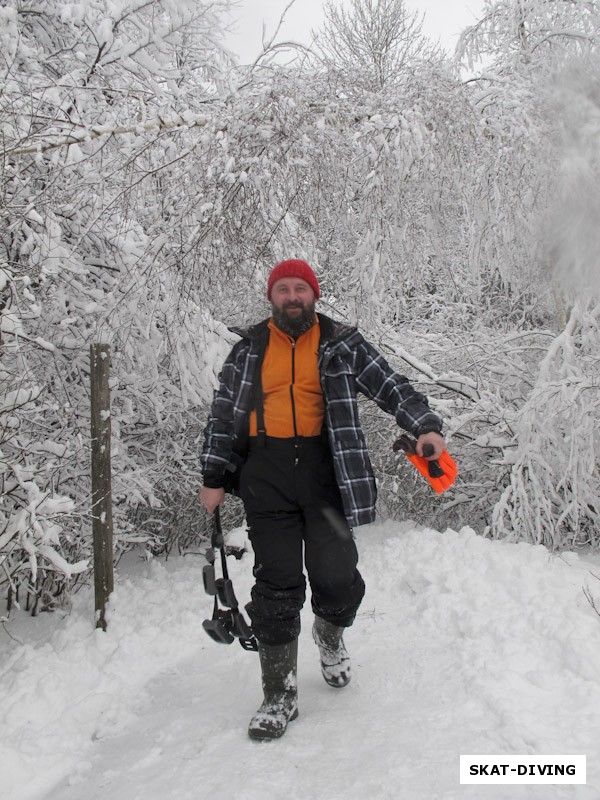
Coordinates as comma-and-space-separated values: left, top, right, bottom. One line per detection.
248, 639, 299, 740
312, 616, 351, 688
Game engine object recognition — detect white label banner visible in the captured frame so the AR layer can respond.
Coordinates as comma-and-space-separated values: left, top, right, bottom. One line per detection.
460, 755, 586, 785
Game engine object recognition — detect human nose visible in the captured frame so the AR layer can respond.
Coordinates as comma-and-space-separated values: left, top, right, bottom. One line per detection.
283, 289, 301, 304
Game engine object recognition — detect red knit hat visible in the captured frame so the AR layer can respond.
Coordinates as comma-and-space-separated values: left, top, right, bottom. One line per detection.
267, 259, 320, 301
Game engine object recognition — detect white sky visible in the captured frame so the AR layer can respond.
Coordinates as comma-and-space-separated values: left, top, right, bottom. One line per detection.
225, 0, 487, 64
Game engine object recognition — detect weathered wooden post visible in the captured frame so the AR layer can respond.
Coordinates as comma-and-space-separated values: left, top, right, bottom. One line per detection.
90, 343, 114, 630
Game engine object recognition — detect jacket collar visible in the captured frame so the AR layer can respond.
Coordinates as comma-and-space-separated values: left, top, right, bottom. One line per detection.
229, 313, 354, 346
317, 313, 355, 346
228, 317, 270, 341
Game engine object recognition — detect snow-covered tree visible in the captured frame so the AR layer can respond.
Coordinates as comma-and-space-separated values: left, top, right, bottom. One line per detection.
314, 0, 440, 92
4, 0, 600, 621
492, 304, 600, 548
455, 2, 600, 310
0, 0, 236, 611
457, 0, 600, 72
453, 1, 600, 547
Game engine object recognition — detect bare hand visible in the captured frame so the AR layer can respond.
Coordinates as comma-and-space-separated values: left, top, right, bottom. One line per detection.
416, 432, 445, 460
199, 486, 225, 515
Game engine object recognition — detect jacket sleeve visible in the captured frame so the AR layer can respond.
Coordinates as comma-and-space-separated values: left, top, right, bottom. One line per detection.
200, 343, 244, 487
353, 335, 443, 437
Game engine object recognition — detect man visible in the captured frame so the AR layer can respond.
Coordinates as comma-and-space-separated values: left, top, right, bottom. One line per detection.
199, 258, 445, 741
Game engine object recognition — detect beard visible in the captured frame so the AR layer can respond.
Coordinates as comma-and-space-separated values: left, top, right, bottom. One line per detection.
271, 302, 316, 338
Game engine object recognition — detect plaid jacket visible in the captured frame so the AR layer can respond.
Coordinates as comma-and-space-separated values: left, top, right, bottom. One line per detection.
201, 313, 442, 527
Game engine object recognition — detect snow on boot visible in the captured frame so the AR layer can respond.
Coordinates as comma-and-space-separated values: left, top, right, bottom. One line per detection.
312, 616, 351, 688
248, 640, 299, 740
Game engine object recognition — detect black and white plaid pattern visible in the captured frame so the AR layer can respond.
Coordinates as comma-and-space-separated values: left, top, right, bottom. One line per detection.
201, 314, 442, 527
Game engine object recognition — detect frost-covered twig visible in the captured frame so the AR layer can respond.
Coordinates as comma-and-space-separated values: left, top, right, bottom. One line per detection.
583, 573, 600, 619
4, 114, 215, 157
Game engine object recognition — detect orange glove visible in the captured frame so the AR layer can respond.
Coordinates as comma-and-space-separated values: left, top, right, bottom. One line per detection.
393, 434, 458, 494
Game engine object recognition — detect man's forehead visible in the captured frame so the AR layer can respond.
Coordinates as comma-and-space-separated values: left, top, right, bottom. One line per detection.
271, 277, 312, 289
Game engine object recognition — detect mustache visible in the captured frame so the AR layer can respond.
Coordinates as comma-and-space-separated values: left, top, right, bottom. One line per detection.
272, 301, 316, 337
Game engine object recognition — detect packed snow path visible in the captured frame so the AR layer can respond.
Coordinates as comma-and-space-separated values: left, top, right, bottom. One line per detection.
2, 522, 600, 800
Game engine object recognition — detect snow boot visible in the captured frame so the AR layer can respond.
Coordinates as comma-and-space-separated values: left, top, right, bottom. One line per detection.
248, 639, 299, 740
312, 616, 351, 688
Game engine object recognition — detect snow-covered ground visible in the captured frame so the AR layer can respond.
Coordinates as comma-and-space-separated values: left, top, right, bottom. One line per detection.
2, 521, 600, 800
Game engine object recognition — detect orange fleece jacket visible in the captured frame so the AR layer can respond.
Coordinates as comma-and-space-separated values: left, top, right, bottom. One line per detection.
249, 318, 324, 437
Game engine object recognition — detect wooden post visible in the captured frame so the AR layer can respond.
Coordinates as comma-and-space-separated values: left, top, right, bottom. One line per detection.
90, 343, 114, 630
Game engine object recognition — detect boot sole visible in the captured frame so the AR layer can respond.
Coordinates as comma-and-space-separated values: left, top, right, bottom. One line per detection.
322, 669, 351, 688
248, 707, 299, 741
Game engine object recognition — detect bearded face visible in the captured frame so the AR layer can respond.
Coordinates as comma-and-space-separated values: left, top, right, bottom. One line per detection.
270, 278, 317, 337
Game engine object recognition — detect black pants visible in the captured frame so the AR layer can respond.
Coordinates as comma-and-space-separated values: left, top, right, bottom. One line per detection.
239, 436, 365, 646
